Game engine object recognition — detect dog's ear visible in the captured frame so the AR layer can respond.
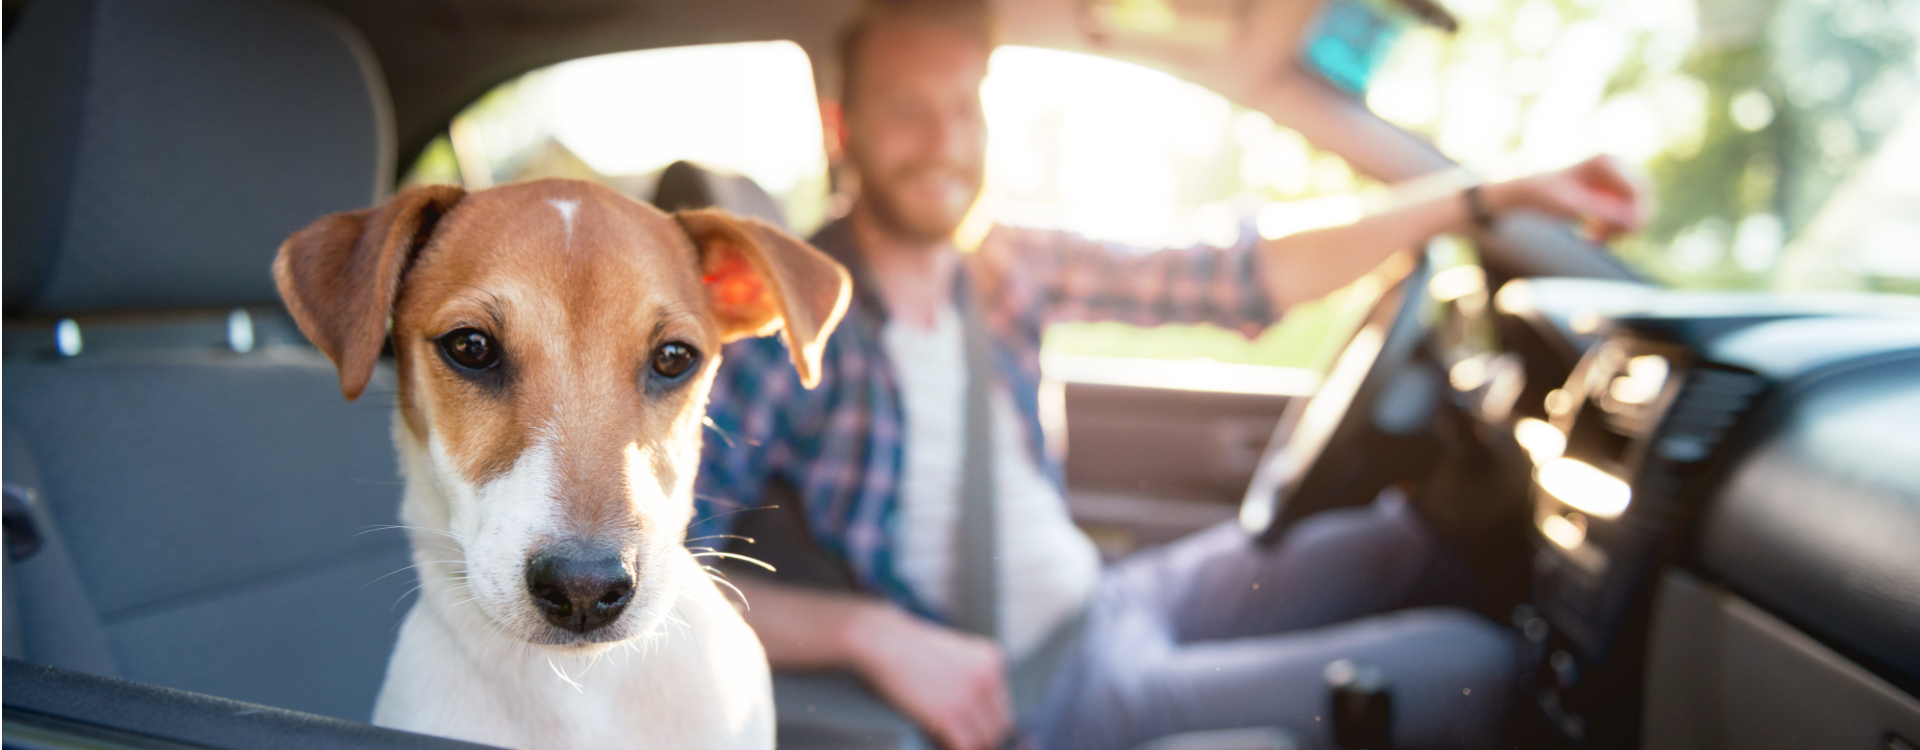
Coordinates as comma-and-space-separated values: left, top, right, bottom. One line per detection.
273, 185, 466, 401
675, 209, 852, 389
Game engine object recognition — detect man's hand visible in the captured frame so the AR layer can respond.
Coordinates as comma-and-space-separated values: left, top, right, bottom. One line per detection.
846, 604, 1012, 750
1487, 155, 1651, 241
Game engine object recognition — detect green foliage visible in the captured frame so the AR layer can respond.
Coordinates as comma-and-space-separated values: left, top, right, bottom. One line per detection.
1042, 285, 1360, 369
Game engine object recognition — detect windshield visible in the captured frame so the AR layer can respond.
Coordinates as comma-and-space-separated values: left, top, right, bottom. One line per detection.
1372, 0, 1920, 295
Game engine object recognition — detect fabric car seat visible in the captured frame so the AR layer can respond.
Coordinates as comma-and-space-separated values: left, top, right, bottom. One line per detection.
1, 0, 413, 722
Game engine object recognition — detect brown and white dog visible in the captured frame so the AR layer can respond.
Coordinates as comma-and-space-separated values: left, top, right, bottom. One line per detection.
273, 178, 849, 750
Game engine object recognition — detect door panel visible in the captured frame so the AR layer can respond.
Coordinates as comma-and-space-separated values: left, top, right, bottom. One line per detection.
1060, 381, 1293, 555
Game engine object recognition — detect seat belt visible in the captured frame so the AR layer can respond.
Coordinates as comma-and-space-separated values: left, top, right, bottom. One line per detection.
953, 295, 998, 641
954, 295, 1087, 730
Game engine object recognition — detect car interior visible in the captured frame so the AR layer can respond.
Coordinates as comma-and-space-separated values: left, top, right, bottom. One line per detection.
4, 0, 1918, 749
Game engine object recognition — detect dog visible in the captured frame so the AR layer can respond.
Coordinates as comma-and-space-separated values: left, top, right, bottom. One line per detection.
273, 178, 850, 750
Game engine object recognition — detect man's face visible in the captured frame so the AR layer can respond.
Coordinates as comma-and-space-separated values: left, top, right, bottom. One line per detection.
842, 21, 989, 244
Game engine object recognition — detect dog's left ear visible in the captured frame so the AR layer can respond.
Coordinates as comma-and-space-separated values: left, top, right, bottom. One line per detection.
675, 209, 852, 389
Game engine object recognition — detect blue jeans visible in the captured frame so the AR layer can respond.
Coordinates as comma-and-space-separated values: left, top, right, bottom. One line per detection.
1028, 494, 1518, 750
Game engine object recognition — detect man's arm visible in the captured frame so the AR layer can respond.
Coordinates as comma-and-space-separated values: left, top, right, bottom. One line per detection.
1260, 155, 1648, 310
732, 576, 1012, 750
978, 156, 1644, 334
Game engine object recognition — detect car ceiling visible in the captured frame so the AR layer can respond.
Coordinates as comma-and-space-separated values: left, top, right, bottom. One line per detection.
303, 0, 861, 167
299, 0, 1450, 181
2, 0, 1444, 183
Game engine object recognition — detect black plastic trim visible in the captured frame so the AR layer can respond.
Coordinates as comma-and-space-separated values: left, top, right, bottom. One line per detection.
2, 660, 500, 750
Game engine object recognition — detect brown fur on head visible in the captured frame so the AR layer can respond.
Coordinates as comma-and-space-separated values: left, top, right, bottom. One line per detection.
272, 179, 849, 646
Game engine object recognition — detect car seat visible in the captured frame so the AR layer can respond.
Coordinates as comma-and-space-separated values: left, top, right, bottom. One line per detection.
2, 0, 414, 723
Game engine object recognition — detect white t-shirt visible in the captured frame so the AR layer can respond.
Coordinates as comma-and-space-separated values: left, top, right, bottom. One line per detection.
883, 305, 1103, 661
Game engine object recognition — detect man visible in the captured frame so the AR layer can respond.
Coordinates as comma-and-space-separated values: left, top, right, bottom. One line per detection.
694, 2, 1645, 748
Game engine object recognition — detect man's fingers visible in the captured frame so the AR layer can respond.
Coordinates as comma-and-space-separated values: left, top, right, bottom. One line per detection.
1573, 155, 1650, 229
973, 687, 1011, 748
984, 669, 1014, 743
956, 705, 998, 750
953, 647, 1011, 750
1575, 155, 1636, 198
934, 720, 977, 750
929, 703, 986, 750
1582, 192, 1638, 234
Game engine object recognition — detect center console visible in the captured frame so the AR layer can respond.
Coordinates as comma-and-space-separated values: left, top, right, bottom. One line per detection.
1517, 314, 1764, 744
1492, 280, 1917, 747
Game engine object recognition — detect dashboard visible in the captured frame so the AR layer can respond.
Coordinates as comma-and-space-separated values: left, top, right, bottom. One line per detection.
1489, 278, 1920, 748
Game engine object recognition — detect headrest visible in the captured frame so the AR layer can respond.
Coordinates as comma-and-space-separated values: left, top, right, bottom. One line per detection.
2, 0, 393, 316
652, 161, 791, 231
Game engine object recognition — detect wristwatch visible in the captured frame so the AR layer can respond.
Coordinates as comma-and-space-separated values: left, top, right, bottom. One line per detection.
1463, 184, 1496, 230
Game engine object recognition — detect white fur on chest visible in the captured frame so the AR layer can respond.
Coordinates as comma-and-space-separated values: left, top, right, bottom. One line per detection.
373, 425, 773, 750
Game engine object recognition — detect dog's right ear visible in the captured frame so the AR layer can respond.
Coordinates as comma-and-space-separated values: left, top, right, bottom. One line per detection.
273, 185, 466, 401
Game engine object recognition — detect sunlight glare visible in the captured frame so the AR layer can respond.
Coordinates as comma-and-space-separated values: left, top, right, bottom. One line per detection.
541, 43, 825, 195
982, 46, 1237, 248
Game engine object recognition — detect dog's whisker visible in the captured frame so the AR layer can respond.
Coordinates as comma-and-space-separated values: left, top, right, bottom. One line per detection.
685, 504, 778, 530
479, 615, 512, 661
390, 574, 467, 611
367, 559, 467, 587
356, 524, 475, 546
704, 571, 752, 610
547, 657, 586, 693
392, 585, 426, 611
701, 416, 738, 449
684, 534, 755, 544
415, 541, 470, 556
688, 551, 776, 572
428, 594, 482, 622
692, 491, 746, 509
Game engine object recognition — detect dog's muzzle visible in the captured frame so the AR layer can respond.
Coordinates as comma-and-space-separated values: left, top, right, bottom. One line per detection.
524, 551, 636, 634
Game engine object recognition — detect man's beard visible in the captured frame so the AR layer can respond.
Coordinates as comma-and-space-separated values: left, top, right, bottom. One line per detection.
859, 162, 983, 245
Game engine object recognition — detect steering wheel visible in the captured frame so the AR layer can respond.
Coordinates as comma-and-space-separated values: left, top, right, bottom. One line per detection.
1239, 247, 1446, 544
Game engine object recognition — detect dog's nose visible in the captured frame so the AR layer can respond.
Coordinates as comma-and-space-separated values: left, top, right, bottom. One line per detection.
525, 553, 634, 634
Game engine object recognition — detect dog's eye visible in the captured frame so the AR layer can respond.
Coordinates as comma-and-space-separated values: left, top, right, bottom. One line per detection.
651, 342, 697, 380
439, 328, 499, 370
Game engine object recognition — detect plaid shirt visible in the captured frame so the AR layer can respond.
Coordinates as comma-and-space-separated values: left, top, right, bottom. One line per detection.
692, 216, 1279, 620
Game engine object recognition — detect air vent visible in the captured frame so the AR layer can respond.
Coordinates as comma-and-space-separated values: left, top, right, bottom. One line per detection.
1654, 369, 1763, 463
1633, 367, 1763, 516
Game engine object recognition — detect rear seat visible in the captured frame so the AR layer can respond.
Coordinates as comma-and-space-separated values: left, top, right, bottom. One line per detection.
2, 0, 413, 722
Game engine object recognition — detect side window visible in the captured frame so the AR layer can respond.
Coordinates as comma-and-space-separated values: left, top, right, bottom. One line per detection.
1368, 0, 1920, 295
403, 42, 831, 235
981, 47, 1381, 376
